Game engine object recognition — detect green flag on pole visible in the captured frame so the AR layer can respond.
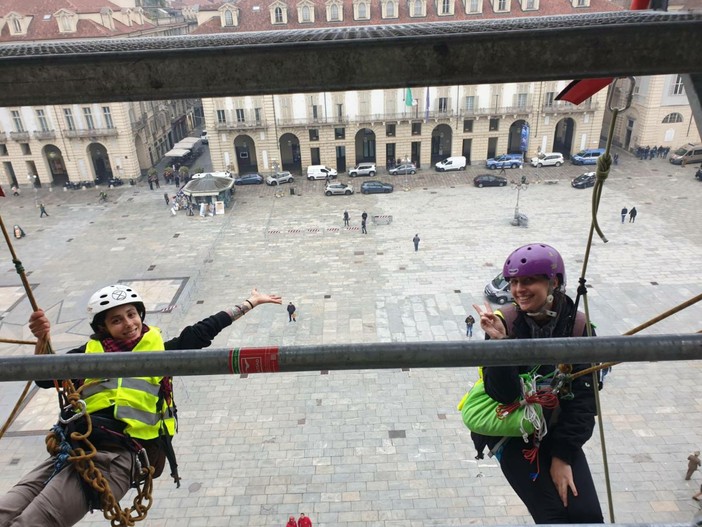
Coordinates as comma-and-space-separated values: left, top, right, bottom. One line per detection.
405, 87, 413, 107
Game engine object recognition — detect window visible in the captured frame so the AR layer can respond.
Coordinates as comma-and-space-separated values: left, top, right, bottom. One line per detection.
413, 0, 422, 15
358, 2, 367, 18
438, 97, 448, 113
309, 129, 319, 141
11, 110, 24, 132
254, 108, 262, 122
0, 145, 8, 156
330, 4, 339, 20
102, 107, 114, 129
489, 118, 499, 131
440, 0, 450, 14
217, 109, 227, 123
311, 105, 319, 120
526, 0, 536, 8
463, 119, 473, 132
387, 1, 395, 17
544, 92, 555, 107
275, 7, 284, 23
336, 103, 344, 119
576, 0, 587, 6
386, 124, 396, 137
672, 75, 685, 95
335, 127, 345, 139
64, 108, 75, 131
83, 107, 94, 130
13, 18, 22, 33
224, 10, 234, 25
412, 122, 422, 135
236, 109, 245, 123
465, 96, 475, 111
517, 93, 528, 108
468, 0, 480, 12
497, 0, 507, 10
302, 6, 310, 21
36, 109, 50, 132
662, 113, 683, 124
21, 143, 31, 155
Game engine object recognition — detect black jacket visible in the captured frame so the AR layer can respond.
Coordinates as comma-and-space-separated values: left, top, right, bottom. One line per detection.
481, 295, 597, 465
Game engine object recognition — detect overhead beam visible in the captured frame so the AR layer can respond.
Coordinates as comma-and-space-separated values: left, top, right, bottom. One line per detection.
0, 334, 700, 382
0, 11, 701, 105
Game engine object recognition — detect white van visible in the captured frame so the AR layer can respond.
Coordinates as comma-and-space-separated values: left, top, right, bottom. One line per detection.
669, 143, 702, 165
484, 272, 513, 305
307, 165, 338, 180
435, 156, 467, 172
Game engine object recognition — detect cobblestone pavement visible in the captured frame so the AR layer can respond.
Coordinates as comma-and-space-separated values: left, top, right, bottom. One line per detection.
0, 153, 700, 526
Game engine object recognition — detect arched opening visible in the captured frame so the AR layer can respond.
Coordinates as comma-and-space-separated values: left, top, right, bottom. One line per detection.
553, 118, 575, 158
234, 135, 258, 174
507, 120, 530, 156
354, 128, 376, 165
431, 124, 453, 165
42, 145, 69, 185
88, 143, 113, 184
279, 133, 301, 173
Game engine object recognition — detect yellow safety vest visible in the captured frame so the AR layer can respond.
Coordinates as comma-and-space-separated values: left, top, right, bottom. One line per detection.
82, 327, 176, 440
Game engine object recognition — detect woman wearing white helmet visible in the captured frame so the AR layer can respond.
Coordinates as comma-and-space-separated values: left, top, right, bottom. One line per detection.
472, 243, 603, 524
0, 284, 281, 526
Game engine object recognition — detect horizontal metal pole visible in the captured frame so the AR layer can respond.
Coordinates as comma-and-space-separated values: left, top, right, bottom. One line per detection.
0, 12, 701, 105
0, 334, 700, 383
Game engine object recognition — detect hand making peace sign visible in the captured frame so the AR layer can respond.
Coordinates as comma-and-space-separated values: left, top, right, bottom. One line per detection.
472, 302, 507, 340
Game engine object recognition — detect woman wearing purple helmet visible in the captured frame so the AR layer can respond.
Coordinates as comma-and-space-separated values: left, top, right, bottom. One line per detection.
473, 243, 603, 524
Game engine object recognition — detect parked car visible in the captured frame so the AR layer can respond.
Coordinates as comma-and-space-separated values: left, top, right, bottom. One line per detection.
486, 154, 523, 170
389, 164, 416, 176
307, 165, 338, 180
200, 130, 209, 145
571, 148, 605, 165
349, 163, 376, 177
571, 172, 596, 189
266, 171, 294, 185
234, 173, 264, 185
435, 156, 467, 172
484, 272, 513, 305
473, 174, 508, 187
530, 152, 564, 167
325, 182, 354, 195
360, 180, 394, 194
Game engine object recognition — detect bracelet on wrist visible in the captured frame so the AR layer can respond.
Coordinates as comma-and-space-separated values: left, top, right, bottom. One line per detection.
245, 299, 254, 310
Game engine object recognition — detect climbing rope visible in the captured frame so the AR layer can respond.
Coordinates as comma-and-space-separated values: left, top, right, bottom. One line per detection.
568, 76, 635, 523
0, 212, 153, 526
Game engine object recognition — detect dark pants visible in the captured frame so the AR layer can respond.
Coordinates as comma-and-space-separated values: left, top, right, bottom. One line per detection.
498, 439, 603, 524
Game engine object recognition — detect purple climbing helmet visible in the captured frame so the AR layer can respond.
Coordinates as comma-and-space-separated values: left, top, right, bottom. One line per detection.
503, 243, 566, 287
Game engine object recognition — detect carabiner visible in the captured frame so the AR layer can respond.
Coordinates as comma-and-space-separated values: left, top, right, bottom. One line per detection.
58, 399, 86, 424
607, 77, 636, 112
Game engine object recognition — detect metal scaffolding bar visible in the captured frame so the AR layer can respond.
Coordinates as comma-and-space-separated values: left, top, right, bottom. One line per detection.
0, 333, 700, 383
0, 11, 701, 105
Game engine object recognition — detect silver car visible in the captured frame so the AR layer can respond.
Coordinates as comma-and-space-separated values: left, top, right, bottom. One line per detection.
324, 182, 354, 196
265, 171, 294, 185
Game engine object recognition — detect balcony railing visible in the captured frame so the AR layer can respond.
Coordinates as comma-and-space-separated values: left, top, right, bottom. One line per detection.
63, 128, 119, 139
215, 120, 267, 131
542, 100, 598, 113
277, 116, 349, 127
33, 130, 57, 140
131, 117, 148, 131
9, 131, 30, 142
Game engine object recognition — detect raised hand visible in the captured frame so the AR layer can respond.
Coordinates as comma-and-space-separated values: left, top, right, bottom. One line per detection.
472, 302, 507, 340
248, 288, 282, 307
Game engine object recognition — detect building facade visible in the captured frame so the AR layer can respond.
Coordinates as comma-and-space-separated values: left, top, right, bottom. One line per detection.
0, 0, 198, 188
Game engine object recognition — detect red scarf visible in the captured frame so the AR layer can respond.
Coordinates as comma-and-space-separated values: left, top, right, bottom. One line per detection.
101, 324, 150, 353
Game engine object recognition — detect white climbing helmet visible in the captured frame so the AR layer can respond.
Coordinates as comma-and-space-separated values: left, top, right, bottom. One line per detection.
87, 284, 145, 331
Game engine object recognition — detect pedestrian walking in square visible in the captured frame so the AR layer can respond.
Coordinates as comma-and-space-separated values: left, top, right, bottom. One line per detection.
361, 219, 367, 234
286, 516, 298, 527
164, 192, 170, 206
39, 203, 49, 217
413, 234, 420, 251
298, 513, 312, 527
687, 451, 701, 480
343, 210, 350, 227
620, 207, 628, 224
629, 206, 637, 223
287, 302, 297, 322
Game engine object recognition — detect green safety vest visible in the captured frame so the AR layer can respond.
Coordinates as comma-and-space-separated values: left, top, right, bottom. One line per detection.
82, 327, 176, 440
